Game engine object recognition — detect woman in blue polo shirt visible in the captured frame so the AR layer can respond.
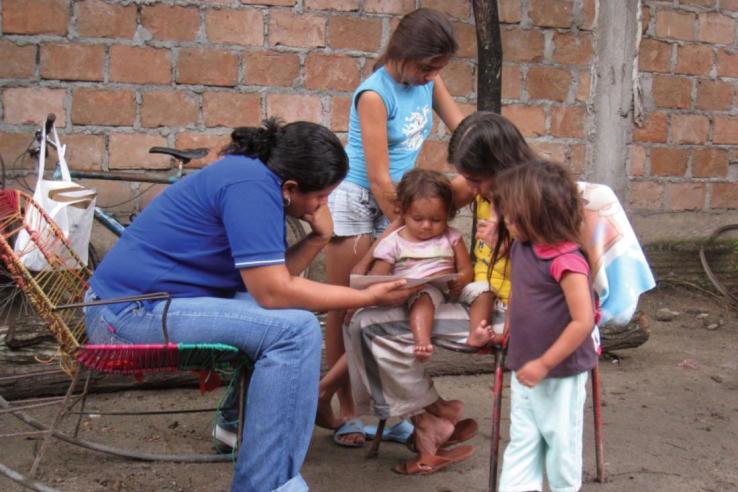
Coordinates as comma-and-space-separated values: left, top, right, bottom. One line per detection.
84, 118, 413, 492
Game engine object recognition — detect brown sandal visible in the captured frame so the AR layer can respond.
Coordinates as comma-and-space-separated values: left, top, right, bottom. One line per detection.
393, 445, 474, 475
406, 418, 478, 453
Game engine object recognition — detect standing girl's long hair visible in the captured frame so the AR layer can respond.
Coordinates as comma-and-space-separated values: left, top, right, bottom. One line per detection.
491, 160, 584, 265
373, 8, 458, 71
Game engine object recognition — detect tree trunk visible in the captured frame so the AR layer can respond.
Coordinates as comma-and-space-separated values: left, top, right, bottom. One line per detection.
473, 0, 502, 112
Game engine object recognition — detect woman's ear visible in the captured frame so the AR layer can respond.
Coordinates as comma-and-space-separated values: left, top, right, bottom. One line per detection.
281, 180, 299, 206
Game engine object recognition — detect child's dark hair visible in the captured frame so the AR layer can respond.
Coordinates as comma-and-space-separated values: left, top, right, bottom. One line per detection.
448, 111, 537, 178
221, 117, 348, 192
374, 8, 458, 71
395, 169, 457, 220
493, 160, 583, 249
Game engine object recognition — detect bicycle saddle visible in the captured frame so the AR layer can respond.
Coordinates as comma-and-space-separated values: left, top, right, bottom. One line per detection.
148, 146, 209, 164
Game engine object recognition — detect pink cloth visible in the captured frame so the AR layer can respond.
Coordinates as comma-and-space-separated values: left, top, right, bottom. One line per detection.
373, 226, 462, 278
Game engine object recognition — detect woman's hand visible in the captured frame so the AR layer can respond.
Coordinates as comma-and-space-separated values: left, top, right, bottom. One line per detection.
365, 279, 420, 307
515, 358, 550, 388
475, 218, 498, 247
301, 204, 333, 241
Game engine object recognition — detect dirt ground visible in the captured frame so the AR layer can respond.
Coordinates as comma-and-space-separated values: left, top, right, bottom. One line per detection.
1, 284, 737, 492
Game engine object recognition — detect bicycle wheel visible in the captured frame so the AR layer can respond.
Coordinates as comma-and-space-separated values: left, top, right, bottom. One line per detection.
285, 216, 314, 280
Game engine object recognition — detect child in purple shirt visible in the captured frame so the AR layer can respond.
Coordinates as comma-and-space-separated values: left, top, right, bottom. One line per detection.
490, 160, 599, 492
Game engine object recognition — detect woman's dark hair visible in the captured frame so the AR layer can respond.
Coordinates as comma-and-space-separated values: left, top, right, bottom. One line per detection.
448, 111, 537, 178
395, 168, 457, 220
374, 8, 458, 71
221, 117, 348, 192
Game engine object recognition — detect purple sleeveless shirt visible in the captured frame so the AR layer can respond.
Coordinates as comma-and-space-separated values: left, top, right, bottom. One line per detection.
506, 241, 598, 378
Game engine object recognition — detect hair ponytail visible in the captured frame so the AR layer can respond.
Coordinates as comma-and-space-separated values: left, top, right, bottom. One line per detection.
222, 117, 284, 163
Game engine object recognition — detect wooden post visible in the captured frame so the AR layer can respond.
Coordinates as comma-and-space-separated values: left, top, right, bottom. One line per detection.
472, 0, 502, 113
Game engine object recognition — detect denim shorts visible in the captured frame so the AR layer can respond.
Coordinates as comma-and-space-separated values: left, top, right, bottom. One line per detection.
328, 180, 389, 238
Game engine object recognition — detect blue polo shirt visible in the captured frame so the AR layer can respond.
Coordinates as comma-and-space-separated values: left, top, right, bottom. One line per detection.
90, 155, 285, 309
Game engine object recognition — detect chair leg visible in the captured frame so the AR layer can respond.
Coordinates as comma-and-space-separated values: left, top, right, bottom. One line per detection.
30, 367, 82, 477
591, 363, 605, 483
488, 346, 505, 492
237, 365, 248, 452
366, 418, 386, 459
72, 369, 93, 438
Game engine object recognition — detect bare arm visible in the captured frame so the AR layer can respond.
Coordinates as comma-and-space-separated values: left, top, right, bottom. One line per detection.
284, 204, 332, 276
358, 91, 397, 221
515, 272, 595, 387
432, 75, 463, 133
367, 259, 393, 276
448, 237, 473, 299
351, 218, 404, 276
240, 264, 416, 312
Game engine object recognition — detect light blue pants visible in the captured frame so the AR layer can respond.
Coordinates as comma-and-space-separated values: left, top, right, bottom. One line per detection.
499, 371, 588, 492
84, 291, 319, 492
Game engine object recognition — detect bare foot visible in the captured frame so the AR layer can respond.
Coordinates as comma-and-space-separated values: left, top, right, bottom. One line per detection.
414, 343, 434, 362
426, 398, 464, 424
411, 412, 454, 456
467, 319, 493, 347
316, 398, 343, 430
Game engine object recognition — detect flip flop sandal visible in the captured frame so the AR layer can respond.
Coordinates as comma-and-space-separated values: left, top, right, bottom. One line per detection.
393, 445, 475, 475
363, 420, 414, 444
405, 418, 478, 453
333, 418, 366, 448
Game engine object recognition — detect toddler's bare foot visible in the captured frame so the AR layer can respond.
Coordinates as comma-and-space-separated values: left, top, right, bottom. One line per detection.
414, 343, 434, 362
467, 319, 493, 348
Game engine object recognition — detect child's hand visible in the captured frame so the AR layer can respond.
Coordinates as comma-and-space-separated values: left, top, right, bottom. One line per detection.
447, 276, 470, 300
515, 358, 550, 388
475, 218, 498, 247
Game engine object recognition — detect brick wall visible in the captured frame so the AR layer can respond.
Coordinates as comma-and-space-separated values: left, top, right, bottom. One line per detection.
631, 0, 738, 216
0, 0, 736, 234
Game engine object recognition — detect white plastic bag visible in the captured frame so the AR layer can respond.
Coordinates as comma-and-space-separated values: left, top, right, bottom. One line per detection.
14, 122, 97, 270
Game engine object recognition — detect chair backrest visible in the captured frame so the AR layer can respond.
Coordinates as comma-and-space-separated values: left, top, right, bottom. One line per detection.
0, 189, 91, 373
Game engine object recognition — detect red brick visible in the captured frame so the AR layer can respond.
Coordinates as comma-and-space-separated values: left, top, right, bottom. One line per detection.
241, 0, 293, 4
203, 92, 262, 128
671, 114, 709, 144
2, 0, 68, 35
550, 105, 585, 138
0, 41, 37, 79
580, 0, 596, 30
305, 0, 358, 9
651, 147, 689, 176
453, 22, 477, 59
266, 94, 323, 123
331, 95, 352, 132
502, 65, 521, 100
110, 46, 172, 85
633, 111, 668, 143
569, 144, 586, 175
501, 105, 545, 137
177, 48, 239, 87
305, 54, 361, 91
528, 0, 573, 28
109, 133, 169, 170
72, 89, 135, 126
363, 0, 416, 14
419, 0, 470, 19
696, 79, 734, 111
205, 8, 263, 46
692, 148, 728, 178
680, 0, 715, 6
698, 13, 735, 44
716, 49, 738, 78
711, 183, 738, 208
175, 132, 231, 168
142, 4, 200, 42
40, 43, 104, 82
0, 132, 36, 170
629, 181, 663, 209
576, 71, 590, 102
416, 139, 452, 173
499, 0, 522, 24
244, 52, 300, 87
269, 11, 326, 48
722, 0, 738, 10
639, 38, 672, 73
651, 75, 692, 109
84, 179, 136, 215
60, 133, 104, 170
655, 10, 695, 41
666, 182, 705, 211
330, 16, 382, 52
552, 32, 593, 66
629, 145, 646, 176
714, 117, 738, 144
641, 5, 651, 34
531, 141, 567, 165
3, 88, 67, 127
138, 184, 168, 210
441, 60, 474, 98
527, 66, 572, 102
675, 44, 713, 76
141, 91, 199, 128
76, 0, 136, 38
501, 29, 545, 62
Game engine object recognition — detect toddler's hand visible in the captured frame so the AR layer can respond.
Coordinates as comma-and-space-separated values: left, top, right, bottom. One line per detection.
475, 218, 498, 247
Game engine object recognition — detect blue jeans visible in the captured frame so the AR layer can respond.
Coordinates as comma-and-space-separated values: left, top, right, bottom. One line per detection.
84, 290, 320, 492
